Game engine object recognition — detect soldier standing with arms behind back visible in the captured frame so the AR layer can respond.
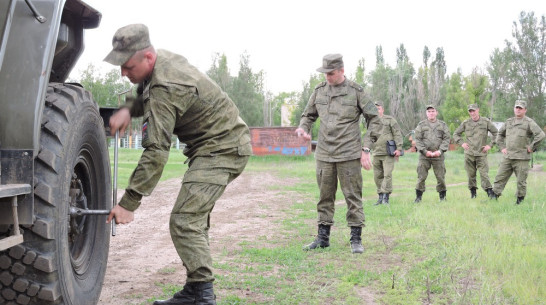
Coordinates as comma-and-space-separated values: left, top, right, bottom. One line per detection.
295, 54, 381, 254
452, 104, 498, 199
371, 101, 403, 205
491, 100, 545, 204
413, 104, 451, 203
104, 24, 252, 305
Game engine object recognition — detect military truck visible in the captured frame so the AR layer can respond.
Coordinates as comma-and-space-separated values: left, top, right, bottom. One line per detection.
0, 0, 112, 304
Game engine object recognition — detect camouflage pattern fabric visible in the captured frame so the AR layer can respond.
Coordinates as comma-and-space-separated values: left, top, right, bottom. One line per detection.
299, 78, 379, 227
496, 116, 544, 160
119, 49, 252, 211
453, 117, 498, 157
413, 119, 451, 192
453, 117, 498, 190
298, 79, 380, 162
416, 158, 447, 192
493, 115, 545, 197
372, 155, 396, 194
372, 115, 403, 194
373, 115, 403, 156
315, 159, 364, 227
463, 154, 492, 190
118, 49, 251, 283
170, 152, 249, 283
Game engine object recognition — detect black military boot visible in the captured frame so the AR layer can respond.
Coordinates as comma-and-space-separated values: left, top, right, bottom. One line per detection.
153, 282, 216, 305
439, 190, 447, 201
303, 224, 330, 250
516, 196, 525, 205
382, 193, 390, 205
414, 190, 423, 203
350, 226, 364, 254
470, 188, 477, 199
486, 188, 495, 199
489, 191, 500, 200
374, 193, 384, 206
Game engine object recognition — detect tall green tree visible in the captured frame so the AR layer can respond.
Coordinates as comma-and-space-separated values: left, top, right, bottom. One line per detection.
231, 52, 265, 127
353, 57, 366, 87
506, 11, 546, 126
75, 63, 131, 107
368, 45, 392, 106
441, 70, 468, 132
465, 68, 491, 118
487, 48, 517, 121
389, 44, 418, 133
207, 52, 232, 92
290, 73, 324, 135
207, 52, 266, 127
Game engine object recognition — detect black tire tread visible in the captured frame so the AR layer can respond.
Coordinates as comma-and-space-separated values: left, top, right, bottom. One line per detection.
0, 83, 110, 304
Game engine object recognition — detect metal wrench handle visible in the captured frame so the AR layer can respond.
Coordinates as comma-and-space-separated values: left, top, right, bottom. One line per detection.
112, 130, 119, 236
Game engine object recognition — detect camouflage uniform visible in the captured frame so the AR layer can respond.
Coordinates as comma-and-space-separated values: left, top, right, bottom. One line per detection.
453, 113, 498, 193
414, 118, 451, 193
298, 79, 381, 227
372, 114, 403, 195
119, 49, 252, 283
493, 112, 545, 198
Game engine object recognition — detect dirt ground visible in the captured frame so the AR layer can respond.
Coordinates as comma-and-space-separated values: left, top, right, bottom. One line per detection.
98, 171, 300, 305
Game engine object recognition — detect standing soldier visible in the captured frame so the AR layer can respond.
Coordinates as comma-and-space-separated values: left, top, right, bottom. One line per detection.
295, 53, 381, 254
453, 104, 498, 199
491, 100, 545, 204
413, 104, 451, 203
372, 101, 403, 205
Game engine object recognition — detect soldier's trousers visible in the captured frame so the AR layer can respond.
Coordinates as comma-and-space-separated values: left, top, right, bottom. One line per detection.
493, 158, 529, 197
416, 157, 446, 192
464, 154, 492, 190
170, 152, 249, 283
315, 159, 364, 227
372, 155, 396, 194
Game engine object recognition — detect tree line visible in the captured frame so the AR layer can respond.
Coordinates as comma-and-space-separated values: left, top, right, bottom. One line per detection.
74, 11, 545, 146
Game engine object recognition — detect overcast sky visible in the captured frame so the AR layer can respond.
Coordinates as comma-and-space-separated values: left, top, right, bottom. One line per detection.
73, 0, 546, 94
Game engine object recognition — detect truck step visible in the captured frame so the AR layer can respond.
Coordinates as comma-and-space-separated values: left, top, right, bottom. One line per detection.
0, 184, 31, 199
0, 184, 30, 250
0, 234, 24, 251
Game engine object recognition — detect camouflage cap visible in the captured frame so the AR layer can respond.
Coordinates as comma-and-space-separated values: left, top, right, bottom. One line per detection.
316, 54, 344, 73
467, 104, 479, 111
426, 104, 436, 110
104, 24, 151, 66
374, 101, 384, 107
514, 100, 527, 108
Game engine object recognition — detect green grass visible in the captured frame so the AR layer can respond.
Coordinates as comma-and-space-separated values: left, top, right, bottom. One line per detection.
112, 149, 546, 304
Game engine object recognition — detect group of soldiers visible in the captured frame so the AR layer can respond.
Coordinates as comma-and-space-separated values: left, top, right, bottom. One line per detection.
297, 53, 545, 256
103, 27, 543, 304
374, 100, 545, 206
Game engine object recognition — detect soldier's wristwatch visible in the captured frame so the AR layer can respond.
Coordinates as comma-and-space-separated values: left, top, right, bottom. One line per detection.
362, 147, 371, 153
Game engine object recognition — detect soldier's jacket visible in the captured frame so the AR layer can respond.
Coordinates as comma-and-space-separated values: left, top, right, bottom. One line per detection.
298, 79, 381, 162
453, 117, 498, 156
496, 116, 545, 160
373, 115, 403, 156
119, 49, 252, 211
414, 119, 451, 159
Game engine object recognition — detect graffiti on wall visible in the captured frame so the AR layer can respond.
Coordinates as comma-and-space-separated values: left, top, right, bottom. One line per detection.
250, 127, 311, 156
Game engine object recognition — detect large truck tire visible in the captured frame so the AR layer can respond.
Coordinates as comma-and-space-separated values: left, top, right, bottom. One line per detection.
0, 83, 111, 305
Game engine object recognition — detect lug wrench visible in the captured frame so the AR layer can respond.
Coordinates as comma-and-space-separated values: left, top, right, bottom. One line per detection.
112, 129, 119, 236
